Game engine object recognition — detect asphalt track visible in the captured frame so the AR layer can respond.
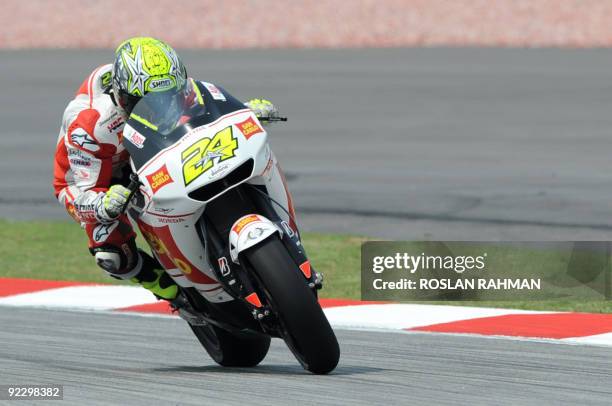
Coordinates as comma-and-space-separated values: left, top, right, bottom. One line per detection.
2, 48, 612, 239
0, 307, 610, 406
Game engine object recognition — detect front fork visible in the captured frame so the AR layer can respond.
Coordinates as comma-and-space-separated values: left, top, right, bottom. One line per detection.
197, 211, 321, 323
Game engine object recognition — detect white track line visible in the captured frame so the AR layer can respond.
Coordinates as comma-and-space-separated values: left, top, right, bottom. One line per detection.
323, 303, 543, 330
0, 285, 158, 310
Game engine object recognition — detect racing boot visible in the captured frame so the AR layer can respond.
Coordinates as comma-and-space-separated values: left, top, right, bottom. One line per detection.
131, 250, 178, 301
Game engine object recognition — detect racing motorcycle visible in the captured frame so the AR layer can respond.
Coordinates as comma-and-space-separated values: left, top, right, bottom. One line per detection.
121, 80, 339, 374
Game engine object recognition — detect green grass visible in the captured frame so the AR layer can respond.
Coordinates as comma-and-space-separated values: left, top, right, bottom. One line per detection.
0, 219, 365, 291
0, 219, 610, 313
0, 219, 126, 284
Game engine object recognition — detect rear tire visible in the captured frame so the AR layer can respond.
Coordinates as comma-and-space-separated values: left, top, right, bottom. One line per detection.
190, 324, 271, 367
244, 236, 340, 374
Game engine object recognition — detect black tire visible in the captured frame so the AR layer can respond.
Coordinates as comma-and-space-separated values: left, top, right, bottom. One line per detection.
244, 236, 340, 374
189, 323, 271, 367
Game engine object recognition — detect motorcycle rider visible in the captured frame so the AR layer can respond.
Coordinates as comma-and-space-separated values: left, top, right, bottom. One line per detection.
53, 37, 278, 301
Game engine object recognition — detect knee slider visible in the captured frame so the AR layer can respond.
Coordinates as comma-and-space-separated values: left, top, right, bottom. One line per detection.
94, 250, 122, 274
91, 239, 140, 279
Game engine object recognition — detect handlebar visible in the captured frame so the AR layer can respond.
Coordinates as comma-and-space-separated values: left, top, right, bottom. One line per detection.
258, 116, 288, 122
126, 173, 141, 194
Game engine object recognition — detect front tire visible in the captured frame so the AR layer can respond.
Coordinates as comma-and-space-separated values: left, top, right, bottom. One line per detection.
244, 236, 340, 374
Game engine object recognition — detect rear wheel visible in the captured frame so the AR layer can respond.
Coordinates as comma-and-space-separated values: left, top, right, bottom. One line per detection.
244, 236, 340, 374
190, 323, 270, 367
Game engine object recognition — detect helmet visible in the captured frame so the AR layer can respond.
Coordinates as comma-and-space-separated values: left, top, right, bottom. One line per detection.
112, 37, 187, 117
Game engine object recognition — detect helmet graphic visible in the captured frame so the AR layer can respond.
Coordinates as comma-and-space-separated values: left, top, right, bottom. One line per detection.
112, 37, 187, 117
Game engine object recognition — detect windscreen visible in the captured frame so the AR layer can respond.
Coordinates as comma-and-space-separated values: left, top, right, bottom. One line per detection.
125, 80, 247, 170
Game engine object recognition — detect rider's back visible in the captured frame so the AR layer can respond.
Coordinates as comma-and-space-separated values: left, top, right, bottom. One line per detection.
53, 64, 128, 220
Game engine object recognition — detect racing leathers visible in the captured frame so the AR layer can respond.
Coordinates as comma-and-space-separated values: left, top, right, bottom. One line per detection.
53, 64, 177, 300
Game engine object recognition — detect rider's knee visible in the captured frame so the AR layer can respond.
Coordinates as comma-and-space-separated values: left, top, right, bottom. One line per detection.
91, 239, 141, 280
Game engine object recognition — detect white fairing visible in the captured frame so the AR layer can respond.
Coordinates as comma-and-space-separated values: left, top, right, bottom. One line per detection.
126, 107, 298, 304
228, 214, 282, 264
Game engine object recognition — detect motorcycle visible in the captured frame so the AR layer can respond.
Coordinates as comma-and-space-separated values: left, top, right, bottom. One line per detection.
120, 80, 339, 374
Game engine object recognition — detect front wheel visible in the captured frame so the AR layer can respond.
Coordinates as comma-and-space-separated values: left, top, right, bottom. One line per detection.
244, 236, 340, 374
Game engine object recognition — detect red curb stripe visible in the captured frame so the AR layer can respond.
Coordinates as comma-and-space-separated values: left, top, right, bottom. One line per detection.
409, 313, 612, 339
118, 302, 174, 315
0, 278, 94, 297
318, 298, 388, 308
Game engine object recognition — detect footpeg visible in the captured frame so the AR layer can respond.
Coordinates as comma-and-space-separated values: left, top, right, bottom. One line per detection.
252, 308, 271, 320
314, 271, 324, 290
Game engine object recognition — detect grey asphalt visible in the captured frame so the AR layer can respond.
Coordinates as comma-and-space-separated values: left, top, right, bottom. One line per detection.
2, 48, 612, 239
0, 307, 610, 406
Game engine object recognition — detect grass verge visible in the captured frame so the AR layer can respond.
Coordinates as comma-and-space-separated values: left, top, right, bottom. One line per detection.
0, 219, 609, 313
0, 219, 364, 295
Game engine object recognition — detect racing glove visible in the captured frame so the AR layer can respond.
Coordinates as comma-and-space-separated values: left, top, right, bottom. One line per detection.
245, 99, 278, 120
94, 185, 131, 223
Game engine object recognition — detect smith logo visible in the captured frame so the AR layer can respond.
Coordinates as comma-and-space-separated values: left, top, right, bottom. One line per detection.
146, 165, 173, 193
236, 117, 263, 140
232, 214, 260, 234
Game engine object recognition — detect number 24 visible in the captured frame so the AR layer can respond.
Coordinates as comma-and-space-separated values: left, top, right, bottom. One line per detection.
181, 126, 238, 185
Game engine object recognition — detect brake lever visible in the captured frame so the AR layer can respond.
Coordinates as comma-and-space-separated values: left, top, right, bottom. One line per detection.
121, 173, 142, 213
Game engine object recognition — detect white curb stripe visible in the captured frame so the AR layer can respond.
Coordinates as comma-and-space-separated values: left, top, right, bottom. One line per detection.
323, 303, 543, 330
0, 285, 158, 310
563, 332, 612, 347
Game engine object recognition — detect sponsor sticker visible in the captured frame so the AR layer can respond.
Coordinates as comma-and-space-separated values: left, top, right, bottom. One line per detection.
146, 164, 173, 193
281, 220, 295, 238
123, 128, 146, 149
235, 117, 263, 140
153, 207, 174, 214
232, 214, 260, 234
208, 163, 230, 179
158, 217, 185, 224
203, 82, 227, 101
218, 257, 231, 276
246, 227, 266, 241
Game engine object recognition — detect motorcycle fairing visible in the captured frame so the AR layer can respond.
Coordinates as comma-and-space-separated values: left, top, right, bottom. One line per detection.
124, 83, 298, 303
